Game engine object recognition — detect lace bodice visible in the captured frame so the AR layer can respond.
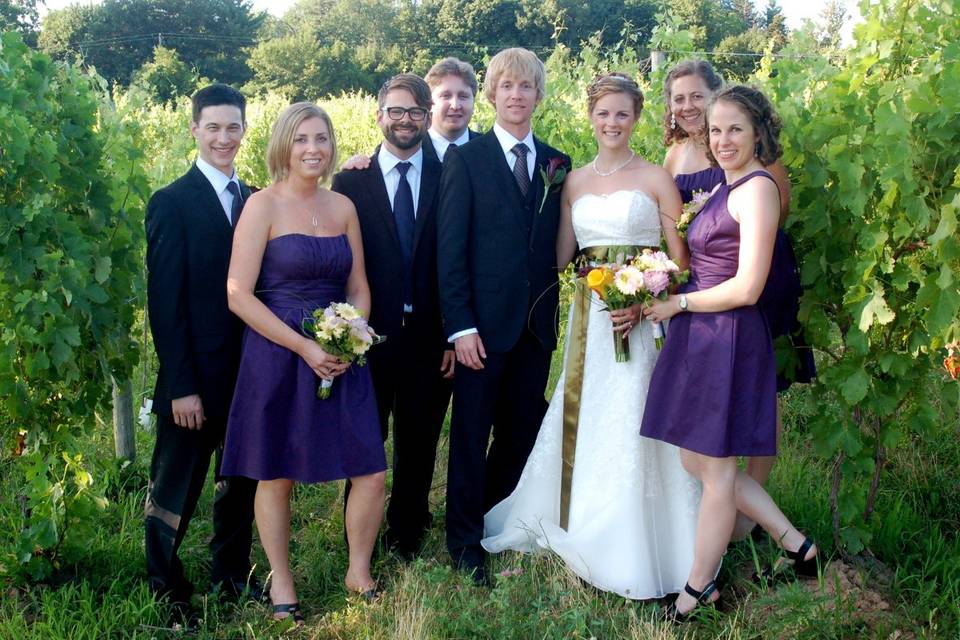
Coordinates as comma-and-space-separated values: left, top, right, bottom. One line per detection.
570, 189, 662, 248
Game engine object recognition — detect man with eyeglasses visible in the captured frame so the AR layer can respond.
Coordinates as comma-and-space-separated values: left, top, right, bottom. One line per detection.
332, 73, 453, 560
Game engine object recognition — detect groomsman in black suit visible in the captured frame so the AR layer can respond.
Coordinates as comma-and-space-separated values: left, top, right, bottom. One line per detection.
437, 48, 570, 583
332, 74, 452, 559
422, 57, 482, 162
144, 84, 260, 614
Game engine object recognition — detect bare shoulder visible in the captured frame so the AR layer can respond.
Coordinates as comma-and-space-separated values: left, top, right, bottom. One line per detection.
564, 164, 592, 193
663, 143, 679, 173
241, 186, 277, 221
321, 188, 358, 227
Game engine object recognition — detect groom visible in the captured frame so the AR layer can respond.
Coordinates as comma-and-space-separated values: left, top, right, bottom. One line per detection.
437, 47, 570, 583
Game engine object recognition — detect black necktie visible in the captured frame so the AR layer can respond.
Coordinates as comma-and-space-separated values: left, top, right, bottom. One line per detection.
443, 142, 456, 164
512, 143, 531, 197
394, 162, 415, 307
226, 181, 242, 227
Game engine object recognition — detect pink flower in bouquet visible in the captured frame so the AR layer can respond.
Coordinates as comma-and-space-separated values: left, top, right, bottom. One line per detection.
642, 269, 670, 297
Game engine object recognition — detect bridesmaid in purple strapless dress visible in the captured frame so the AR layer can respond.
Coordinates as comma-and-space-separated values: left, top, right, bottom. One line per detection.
221, 103, 385, 620
222, 233, 385, 483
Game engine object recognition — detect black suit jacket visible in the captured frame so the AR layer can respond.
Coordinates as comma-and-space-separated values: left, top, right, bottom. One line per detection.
145, 164, 250, 420
331, 148, 445, 349
437, 131, 570, 353
421, 129, 481, 164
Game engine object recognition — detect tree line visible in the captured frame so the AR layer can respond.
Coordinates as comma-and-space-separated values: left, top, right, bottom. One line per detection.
1, 0, 848, 103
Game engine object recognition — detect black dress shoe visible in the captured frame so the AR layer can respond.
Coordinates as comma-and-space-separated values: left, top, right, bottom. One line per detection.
210, 575, 266, 602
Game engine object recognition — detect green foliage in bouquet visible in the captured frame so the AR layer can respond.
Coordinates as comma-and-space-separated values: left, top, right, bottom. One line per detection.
0, 32, 149, 579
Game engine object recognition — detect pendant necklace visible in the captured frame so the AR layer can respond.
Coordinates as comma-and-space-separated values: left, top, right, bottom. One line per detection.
309, 209, 319, 235
592, 150, 635, 177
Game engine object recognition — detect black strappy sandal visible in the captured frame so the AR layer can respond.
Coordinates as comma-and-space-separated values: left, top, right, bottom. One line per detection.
753, 537, 820, 584
272, 602, 305, 626
663, 580, 719, 624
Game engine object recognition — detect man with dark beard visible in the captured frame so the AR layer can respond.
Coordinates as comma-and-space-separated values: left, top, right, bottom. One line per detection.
332, 74, 453, 559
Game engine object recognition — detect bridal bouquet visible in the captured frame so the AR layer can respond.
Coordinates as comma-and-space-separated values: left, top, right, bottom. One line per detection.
585, 249, 687, 359
302, 302, 384, 399
676, 189, 711, 239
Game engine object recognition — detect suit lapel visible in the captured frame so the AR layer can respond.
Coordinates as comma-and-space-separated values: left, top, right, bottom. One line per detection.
188, 164, 233, 238
413, 157, 440, 256
367, 151, 401, 252
529, 137, 551, 239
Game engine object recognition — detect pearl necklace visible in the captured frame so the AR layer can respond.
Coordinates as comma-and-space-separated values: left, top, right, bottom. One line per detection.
592, 150, 635, 177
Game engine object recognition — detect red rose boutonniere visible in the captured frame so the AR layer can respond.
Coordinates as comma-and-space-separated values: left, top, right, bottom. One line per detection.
537, 156, 568, 215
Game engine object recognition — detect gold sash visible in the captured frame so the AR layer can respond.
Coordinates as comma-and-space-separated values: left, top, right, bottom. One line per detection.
559, 245, 645, 530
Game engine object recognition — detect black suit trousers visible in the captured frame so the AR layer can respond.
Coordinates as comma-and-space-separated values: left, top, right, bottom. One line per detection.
144, 414, 257, 599
369, 317, 452, 550
445, 330, 551, 566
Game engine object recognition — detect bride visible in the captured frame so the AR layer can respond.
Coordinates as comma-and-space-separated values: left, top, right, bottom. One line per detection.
481, 73, 701, 599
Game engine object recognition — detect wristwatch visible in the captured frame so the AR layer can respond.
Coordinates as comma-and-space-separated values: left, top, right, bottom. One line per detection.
678, 294, 688, 311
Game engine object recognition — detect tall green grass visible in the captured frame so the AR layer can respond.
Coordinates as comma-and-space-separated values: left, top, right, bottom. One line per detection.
2, 360, 957, 639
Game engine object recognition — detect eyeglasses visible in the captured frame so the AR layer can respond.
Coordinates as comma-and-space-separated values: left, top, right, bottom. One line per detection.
380, 106, 430, 121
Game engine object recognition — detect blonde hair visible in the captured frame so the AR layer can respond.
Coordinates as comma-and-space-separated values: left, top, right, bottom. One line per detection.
484, 47, 546, 104
266, 102, 338, 183
587, 73, 644, 116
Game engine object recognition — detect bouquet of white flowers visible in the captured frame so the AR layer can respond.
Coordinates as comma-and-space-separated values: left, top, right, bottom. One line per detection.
303, 302, 384, 399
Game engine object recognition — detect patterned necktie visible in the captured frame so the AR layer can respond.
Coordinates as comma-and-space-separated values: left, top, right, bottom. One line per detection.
512, 143, 531, 197
226, 181, 242, 227
394, 162, 415, 307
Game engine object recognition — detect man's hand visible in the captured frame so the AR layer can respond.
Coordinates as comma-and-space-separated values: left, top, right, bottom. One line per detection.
440, 349, 456, 378
454, 334, 486, 370
340, 154, 372, 171
172, 394, 205, 430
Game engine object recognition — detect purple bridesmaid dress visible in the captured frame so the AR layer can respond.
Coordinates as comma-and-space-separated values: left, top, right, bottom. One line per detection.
675, 168, 815, 391
641, 171, 778, 457
221, 233, 386, 483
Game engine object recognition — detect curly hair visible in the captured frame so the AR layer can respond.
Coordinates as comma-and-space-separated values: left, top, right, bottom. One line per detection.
586, 72, 644, 116
705, 85, 783, 167
662, 60, 724, 146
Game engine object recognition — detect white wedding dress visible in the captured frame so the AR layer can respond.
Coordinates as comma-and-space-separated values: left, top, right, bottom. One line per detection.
481, 189, 701, 599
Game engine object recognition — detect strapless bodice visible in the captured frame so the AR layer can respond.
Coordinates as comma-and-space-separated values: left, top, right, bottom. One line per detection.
570, 190, 661, 248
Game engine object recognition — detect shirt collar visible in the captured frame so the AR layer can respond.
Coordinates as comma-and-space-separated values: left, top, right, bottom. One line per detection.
493, 122, 535, 158
378, 145, 423, 179
429, 127, 470, 151
195, 156, 237, 195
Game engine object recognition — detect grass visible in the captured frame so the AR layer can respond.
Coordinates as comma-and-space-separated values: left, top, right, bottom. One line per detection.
1, 355, 959, 639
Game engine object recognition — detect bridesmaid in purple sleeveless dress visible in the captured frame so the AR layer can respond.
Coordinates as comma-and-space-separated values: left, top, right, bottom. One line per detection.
660, 60, 814, 538
641, 86, 818, 621
222, 103, 386, 623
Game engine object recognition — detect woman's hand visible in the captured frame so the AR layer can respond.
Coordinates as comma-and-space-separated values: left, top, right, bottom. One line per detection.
642, 296, 680, 324
298, 339, 350, 379
610, 303, 642, 337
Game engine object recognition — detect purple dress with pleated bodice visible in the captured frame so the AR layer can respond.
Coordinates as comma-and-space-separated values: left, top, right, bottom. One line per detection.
641, 171, 777, 457
674, 168, 815, 391
222, 233, 386, 483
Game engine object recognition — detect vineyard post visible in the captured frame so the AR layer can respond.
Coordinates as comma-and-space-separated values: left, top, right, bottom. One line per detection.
112, 378, 135, 461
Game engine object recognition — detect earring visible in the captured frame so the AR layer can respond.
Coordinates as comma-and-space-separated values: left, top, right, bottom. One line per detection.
670, 113, 676, 130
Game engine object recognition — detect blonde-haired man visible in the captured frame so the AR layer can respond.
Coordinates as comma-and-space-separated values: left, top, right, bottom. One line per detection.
437, 47, 570, 585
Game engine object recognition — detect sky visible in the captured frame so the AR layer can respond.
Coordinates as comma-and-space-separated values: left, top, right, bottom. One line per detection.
40, 0, 863, 39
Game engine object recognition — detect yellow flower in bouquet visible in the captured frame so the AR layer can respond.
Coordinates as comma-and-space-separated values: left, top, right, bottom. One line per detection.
586, 267, 614, 298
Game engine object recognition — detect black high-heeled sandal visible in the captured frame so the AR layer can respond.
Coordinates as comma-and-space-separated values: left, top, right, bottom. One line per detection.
663, 580, 719, 624
271, 602, 305, 626
753, 537, 819, 584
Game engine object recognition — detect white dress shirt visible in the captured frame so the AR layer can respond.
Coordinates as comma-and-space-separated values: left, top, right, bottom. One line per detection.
195, 156, 241, 225
379, 146, 423, 313
448, 125, 538, 344
428, 128, 471, 162
493, 122, 536, 181
378, 146, 423, 215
